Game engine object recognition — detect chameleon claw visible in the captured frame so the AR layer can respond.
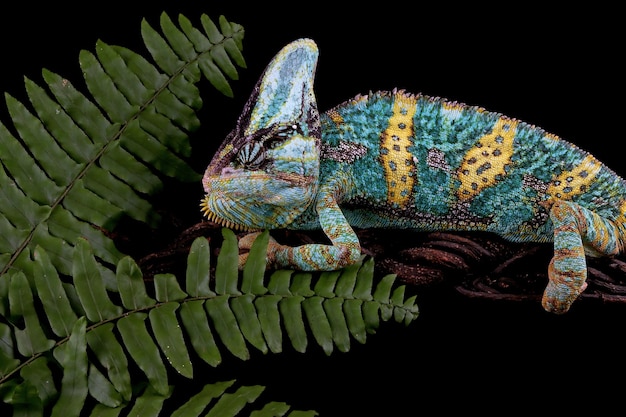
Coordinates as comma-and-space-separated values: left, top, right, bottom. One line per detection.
238, 232, 284, 269
238, 232, 263, 251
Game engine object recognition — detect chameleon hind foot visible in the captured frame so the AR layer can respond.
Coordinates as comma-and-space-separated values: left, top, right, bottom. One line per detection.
542, 257, 588, 314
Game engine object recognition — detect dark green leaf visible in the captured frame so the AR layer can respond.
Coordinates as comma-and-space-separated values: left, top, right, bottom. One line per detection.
343, 299, 367, 344
159, 12, 196, 62
51, 317, 88, 417
9, 271, 55, 356
362, 301, 380, 334
73, 238, 122, 322
95, 40, 152, 105
279, 296, 307, 353
116, 256, 156, 310
254, 295, 283, 354
126, 384, 171, 417
24, 76, 96, 162
149, 302, 193, 378
334, 259, 360, 298
313, 271, 339, 298
241, 230, 269, 295
352, 258, 374, 301
179, 300, 221, 367
0, 120, 61, 205
33, 246, 78, 337
0, 323, 20, 377
178, 14, 211, 51
230, 294, 267, 354
223, 38, 246, 69
154, 273, 188, 302
205, 385, 265, 417
42, 69, 111, 146
199, 15, 224, 44
3, 380, 43, 415
215, 228, 241, 296
302, 297, 333, 355
99, 141, 163, 195
20, 356, 56, 406
323, 297, 350, 352
80, 49, 136, 123
186, 237, 215, 297
205, 296, 248, 360
289, 272, 314, 297
267, 269, 293, 296
117, 313, 169, 395
88, 364, 123, 408
198, 56, 233, 97
5, 93, 84, 185
249, 401, 291, 417
83, 162, 158, 226
141, 18, 183, 75
86, 323, 132, 402
170, 380, 234, 417
373, 274, 395, 304
209, 44, 239, 80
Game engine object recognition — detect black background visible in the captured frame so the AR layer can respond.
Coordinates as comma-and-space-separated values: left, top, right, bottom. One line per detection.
1, 2, 624, 415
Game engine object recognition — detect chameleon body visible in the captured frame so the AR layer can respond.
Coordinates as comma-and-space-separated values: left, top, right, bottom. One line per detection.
201, 39, 626, 314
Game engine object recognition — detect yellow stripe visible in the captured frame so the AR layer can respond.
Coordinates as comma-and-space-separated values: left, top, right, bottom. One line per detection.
380, 93, 417, 206
547, 154, 602, 200
457, 117, 518, 200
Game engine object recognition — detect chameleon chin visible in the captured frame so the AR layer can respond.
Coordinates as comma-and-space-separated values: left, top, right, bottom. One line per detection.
202, 38, 626, 314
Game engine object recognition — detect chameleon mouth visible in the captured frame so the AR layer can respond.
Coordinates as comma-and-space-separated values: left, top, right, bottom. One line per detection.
200, 196, 256, 232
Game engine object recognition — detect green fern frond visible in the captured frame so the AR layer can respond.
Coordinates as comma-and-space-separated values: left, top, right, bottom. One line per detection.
0, 228, 418, 414
0, 13, 245, 283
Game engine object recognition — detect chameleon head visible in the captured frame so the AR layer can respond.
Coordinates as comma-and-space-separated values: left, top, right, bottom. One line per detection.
201, 39, 321, 231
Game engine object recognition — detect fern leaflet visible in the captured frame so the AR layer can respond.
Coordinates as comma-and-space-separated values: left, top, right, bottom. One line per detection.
0, 228, 418, 414
0, 13, 246, 283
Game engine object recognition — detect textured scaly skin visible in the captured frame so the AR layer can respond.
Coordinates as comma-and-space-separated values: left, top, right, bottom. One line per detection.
201, 39, 626, 314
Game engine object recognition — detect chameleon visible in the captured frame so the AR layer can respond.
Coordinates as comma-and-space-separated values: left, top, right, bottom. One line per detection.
201, 38, 626, 314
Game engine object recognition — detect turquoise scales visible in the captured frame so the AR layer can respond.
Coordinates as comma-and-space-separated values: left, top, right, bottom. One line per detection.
201, 38, 626, 314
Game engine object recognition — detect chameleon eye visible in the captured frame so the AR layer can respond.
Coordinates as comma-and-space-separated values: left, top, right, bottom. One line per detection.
237, 142, 266, 169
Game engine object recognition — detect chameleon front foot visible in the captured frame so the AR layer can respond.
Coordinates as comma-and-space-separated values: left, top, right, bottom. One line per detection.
237, 232, 280, 270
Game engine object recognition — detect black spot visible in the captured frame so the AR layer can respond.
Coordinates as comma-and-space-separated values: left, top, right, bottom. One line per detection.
393, 144, 401, 151
493, 149, 502, 156
467, 157, 477, 165
398, 123, 406, 129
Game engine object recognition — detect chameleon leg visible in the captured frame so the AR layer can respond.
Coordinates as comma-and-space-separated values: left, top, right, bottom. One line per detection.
273, 187, 361, 270
239, 179, 361, 271
544, 200, 624, 313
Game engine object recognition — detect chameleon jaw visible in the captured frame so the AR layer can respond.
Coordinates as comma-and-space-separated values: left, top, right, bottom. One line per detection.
200, 196, 257, 232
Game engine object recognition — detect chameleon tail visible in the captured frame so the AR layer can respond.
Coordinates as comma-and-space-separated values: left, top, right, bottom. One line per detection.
544, 200, 624, 313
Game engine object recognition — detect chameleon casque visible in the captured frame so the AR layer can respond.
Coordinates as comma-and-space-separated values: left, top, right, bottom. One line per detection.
201, 38, 626, 314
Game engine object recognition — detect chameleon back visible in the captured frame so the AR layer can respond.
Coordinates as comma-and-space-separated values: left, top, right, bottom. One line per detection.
312, 89, 626, 245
